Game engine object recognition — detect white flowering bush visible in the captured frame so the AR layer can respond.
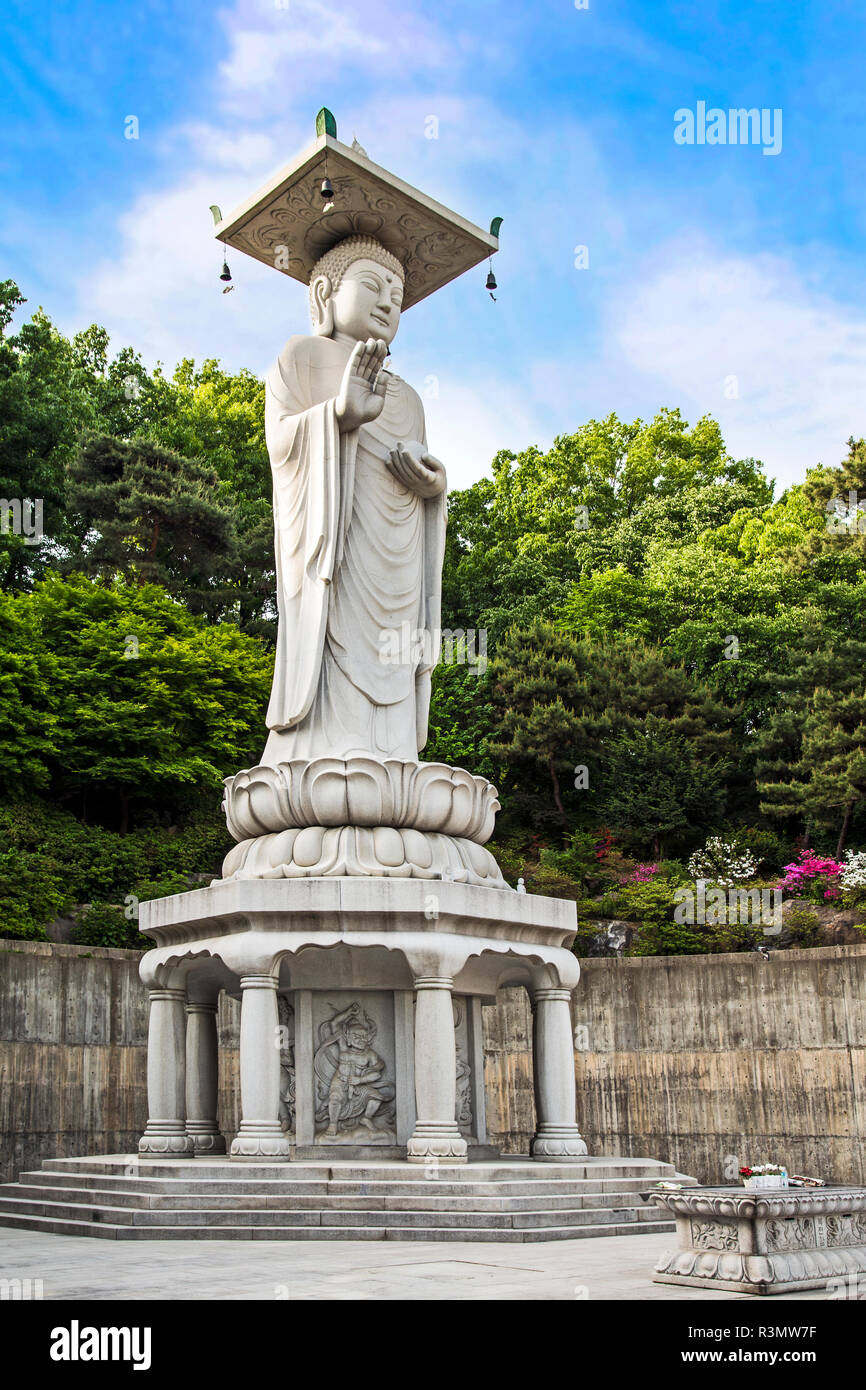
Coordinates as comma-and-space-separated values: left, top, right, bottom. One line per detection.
687, 836, 757, 887
839, 850, 866, 892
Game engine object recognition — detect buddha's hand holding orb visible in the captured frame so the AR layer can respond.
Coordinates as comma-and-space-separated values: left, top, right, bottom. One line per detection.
386, 440, 447, 498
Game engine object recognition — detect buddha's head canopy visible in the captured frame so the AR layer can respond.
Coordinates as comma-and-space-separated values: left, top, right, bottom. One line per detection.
211, 108, 500, 311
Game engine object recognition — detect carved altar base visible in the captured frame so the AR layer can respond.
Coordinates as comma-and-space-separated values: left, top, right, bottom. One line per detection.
136, 877, 588, 1165
651, 1186, 866, 1294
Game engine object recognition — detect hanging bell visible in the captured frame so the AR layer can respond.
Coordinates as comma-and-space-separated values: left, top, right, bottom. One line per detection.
485, 269, 497, 292
219, 261, 232, 282
320, 176, 334, 200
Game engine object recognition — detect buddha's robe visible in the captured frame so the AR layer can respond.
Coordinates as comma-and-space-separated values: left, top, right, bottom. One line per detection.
261, 334, 446, 766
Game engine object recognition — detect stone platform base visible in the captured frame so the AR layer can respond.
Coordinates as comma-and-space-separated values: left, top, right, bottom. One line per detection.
291, 1144, 500, 1162
651, 1185, 866, 1295
0, 1155, 692, 1242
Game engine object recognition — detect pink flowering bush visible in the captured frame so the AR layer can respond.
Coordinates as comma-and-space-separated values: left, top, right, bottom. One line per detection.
623, 863, 659, 885
776, 851, 844, 904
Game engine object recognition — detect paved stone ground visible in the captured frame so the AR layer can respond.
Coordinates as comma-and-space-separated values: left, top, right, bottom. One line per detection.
0, 1225, 823, 1300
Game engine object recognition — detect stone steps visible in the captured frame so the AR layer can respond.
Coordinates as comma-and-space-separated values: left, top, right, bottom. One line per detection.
0, 1193, 663, 1229
7, 1181, 655, 1213
18, 1170, 665, 1198
0, 1208, 677, 1242
0, 1154, 691, 1241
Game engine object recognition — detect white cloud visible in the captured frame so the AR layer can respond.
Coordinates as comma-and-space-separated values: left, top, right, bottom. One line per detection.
217, 0, 454, 103
80, 173, 308, 372
421, 375, 550, 492
172, 124, 280, 172
610, 238, 866, 485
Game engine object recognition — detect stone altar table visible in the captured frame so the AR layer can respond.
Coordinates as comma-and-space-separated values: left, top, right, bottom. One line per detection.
651, 1185, 866, 1294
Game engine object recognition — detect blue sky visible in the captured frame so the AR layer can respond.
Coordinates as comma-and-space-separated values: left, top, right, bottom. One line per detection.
2, 0, 865, 491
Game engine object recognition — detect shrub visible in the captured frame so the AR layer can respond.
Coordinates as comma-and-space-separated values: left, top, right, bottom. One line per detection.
491, 839, 530, 886
688, 836, 757, 887
839, 850, 866, 905
776, 851, 844, 904
0, 845, 62, 941
728, 826, 791, 876
71, 902, 150, 950
0, 800, 230, 941
623, 873, 763, 956
0, 916, 50, 942
784, 903, 823, 948
627, 918, 708, 956
527, 863, 581, 902
588, 887, 628, 919
537, 830, 615, 894
619, 877, 672, 925
623, 862, 659, 885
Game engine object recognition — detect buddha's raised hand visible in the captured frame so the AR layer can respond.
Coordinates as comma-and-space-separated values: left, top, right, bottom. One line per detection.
335, 337, 388, 432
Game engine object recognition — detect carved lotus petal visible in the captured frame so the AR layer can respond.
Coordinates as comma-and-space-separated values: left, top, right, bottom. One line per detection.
223, 758, 500, 844
301, 760, 350, 825
219, 825, 507, 888
409, 763, 456, 832
344, 758, 396, 825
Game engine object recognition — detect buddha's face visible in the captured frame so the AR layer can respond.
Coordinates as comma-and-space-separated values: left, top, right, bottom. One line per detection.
329, 257, 403, 345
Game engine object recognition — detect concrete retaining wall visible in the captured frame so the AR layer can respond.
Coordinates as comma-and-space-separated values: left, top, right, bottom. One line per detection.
570, 946, 866, 1184
2, 940, 864, 1185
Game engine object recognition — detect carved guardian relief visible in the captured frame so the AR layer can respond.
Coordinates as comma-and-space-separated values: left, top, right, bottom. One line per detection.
277, 995, 296, 1136
825, 1214, 866, 1247
453, 999, 473, 1134
312, 995, 397, 1143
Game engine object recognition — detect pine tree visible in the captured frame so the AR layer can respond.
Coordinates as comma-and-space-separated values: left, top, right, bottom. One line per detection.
65, 434, 240, 619
490, 621, 735, 846
756, 636, 866, 853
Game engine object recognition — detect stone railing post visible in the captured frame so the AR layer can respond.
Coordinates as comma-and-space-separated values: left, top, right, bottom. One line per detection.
407, 975, 467, 1164
531, 987, 588, 1161
185, 1000, 226, 1155
139, 988, 195, 1156
230, 974, 290, 1160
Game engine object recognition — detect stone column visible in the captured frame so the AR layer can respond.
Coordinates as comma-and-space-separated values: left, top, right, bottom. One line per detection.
230, 974, 291, 1160
139, 988, 195, 1156
531, 987, 588, 1161
407, 975, 467, 1164
185, 1001, 226, 1155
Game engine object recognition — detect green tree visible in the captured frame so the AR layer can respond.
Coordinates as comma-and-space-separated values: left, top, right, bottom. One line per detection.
0, 283, 102, 590
756, 635, 866, 854
490, 622, 735, 848
424, 659, 500, 784
65, 434, 240, 619
756, 636, 866, 855
443, 409, 770, 641
1, 573, 273, 830
601, 718, 728, 857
